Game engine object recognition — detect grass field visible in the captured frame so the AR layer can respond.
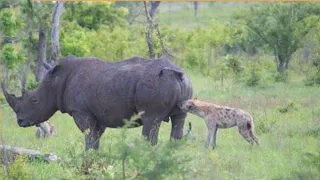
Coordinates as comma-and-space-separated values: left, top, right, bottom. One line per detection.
1, 71, 320, 179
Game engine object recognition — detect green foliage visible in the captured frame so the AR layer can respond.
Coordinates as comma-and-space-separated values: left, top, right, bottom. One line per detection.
63, 127, 193, 180
26, 79, 39, 91
0, 8, 23, 37
0, 92, 5, 104
85, 25, 146, 61
1, 43, 25, 69
304, 70, 320, 86
304, 49, 320, 86
245, 70, 260, 87
274, 71, 289, 83
64, 2, 128, 30
236, 2, 320, 72
8, 155, 32, 180
276, 100, 299, 113
60, 21, 91, 57
225, 54, 243, 76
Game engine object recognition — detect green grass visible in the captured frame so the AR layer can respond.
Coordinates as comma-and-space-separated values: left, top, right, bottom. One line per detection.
1, 72, 320, 179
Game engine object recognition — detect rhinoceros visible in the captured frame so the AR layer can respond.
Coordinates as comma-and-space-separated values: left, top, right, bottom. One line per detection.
1, 56, 193, 150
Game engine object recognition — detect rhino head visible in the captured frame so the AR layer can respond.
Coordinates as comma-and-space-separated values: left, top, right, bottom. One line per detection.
1, 63, 58, 127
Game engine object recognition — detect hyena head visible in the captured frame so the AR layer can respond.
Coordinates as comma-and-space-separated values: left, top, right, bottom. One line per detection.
179, 99, 199, 114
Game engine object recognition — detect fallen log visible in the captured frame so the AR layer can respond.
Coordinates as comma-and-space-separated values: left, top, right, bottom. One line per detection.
0, 145, 60, 163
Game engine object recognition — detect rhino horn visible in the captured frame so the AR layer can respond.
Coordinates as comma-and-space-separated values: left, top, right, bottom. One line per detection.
1, 81, 18, 109
43, 62, 53, 70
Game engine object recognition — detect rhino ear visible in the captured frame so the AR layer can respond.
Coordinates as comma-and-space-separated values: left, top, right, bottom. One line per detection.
47, 65, 61, 77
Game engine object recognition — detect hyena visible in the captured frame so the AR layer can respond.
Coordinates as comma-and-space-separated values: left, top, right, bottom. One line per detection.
179, 98, 259, 149
36, 121, 57, 138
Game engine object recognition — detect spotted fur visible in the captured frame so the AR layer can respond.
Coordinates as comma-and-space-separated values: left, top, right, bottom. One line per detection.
180, 99, 259, 149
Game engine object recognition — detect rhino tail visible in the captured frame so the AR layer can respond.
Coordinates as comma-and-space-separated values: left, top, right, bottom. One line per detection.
159, 67, 184, 82
127, 118, 143, 128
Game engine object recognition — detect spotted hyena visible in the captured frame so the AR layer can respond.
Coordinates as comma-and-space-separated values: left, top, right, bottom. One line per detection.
36, 121, 57, 138
179, 98, 259, 149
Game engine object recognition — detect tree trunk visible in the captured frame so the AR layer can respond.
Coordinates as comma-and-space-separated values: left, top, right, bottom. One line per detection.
278, 56, 284, 73
144, 1, 158, 58
285, 55, 291, 70
194, 2, 198, 18
36, 25, 47, 82
145, 25, 155, 58
50, 2, 65, 65
149, 1, 160, 18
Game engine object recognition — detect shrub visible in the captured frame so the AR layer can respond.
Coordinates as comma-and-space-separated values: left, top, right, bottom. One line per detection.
8, 155, 32, 180
225, 54, 243, 77
64, 126, 194, 180
26, 80, 39, 91
304, 70, 320, 86
274, 71, 288, 83
276, 100, 299, 113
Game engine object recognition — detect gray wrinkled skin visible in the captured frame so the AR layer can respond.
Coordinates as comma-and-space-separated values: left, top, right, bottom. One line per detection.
2, 56, 193, 150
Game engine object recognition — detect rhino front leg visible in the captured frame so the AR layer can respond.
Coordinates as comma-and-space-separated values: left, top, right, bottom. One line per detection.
85, 126, 105, 151
170, 113, 187, 140
72, 112, 105, 151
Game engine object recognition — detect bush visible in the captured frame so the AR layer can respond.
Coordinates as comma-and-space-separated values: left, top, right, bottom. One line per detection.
26, 80, 39, 91
304, 70, 320, 86
274, 71, 288, 83
63, 127, 194, 180
0, 93, 5, 104
7, 155, 32, 180
276, 100, 299, 113
225, 54, 243, 77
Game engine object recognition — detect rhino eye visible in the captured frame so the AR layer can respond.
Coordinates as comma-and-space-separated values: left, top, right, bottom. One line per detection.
31, 97, 38, 103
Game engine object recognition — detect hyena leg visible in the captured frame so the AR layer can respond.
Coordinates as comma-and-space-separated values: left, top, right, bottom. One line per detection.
205, 129, 215, 148
211, 127, 218, 149
238, 125, 254, 145
249, 129, 260, 146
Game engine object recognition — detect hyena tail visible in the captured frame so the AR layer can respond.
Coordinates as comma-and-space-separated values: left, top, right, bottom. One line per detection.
185, 122, 192, 137
246, 121, 252, 130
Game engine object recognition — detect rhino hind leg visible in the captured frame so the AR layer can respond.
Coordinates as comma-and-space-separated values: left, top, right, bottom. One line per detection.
170, 112, 187, 140
141, 115, 165, 146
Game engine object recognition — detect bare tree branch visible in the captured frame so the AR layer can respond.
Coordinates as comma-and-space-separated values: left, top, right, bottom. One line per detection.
50, 2, 65, 65
144, 1, 155, 58
143, 1, 173, 59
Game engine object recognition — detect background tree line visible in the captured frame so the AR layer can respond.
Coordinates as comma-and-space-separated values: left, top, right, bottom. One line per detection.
1, 1, 320, 96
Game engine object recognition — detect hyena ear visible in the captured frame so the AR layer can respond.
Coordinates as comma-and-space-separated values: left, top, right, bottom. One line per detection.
194, 97, 198, 100
188, 102, 195, 109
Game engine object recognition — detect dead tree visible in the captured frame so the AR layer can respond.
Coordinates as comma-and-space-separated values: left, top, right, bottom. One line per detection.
144, 1, 158, 58
35, 25, 47, 82
143, 1, 172, 59
50, 2, 65, 65
194, 2, 199, 18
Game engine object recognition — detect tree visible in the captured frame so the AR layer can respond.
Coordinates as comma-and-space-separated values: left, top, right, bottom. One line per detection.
144, 1, 160, 58
63, 2, 128, 30
237, 2, 320, 73
21, 1, 54, 81
50, 2, 65, 65
194, 2, 198, 18
0, 3, 25, 85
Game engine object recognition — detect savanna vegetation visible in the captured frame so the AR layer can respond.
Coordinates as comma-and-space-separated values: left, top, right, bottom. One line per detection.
1, 2, 320, 179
